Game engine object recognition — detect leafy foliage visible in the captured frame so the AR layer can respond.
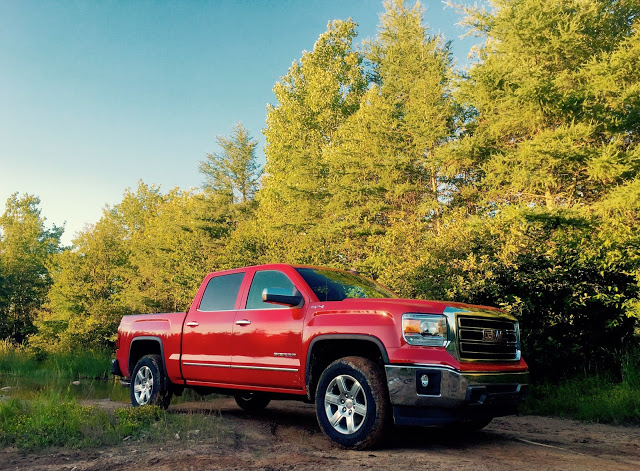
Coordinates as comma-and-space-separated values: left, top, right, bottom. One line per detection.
255, 18, 368, 261
455, 0, 640, 208
2, 0, 639, 383
319, 0, 459, 270
199, 122, 262, 204
30, 183, 234, 352
0, 194, 63, 343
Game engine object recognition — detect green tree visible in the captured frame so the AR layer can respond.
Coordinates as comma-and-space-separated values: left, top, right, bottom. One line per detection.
199, 123, 262, 204
124, 187, 230, 314
320, 0, 459, 273
0, 194, 63, 343
31, 206, 132, 352
455, 0, 640, 208
400, 203, 639, 379
32, 182, 235, 352
396, 0, 640, 377
256, 18, 368, 261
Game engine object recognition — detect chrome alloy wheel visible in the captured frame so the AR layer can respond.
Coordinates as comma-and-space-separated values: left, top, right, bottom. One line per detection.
134, 365, 154, 405
323, 374, 367, 435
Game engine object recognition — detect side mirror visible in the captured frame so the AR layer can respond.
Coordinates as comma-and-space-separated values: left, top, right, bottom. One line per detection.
262, 287, 303, 307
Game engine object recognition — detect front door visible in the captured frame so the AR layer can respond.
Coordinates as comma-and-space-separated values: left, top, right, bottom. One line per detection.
231, 269, 305, 389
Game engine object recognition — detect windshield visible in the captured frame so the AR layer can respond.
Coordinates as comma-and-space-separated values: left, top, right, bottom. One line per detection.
295, 268, 397, 301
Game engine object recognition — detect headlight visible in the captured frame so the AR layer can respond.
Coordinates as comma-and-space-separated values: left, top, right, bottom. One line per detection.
402, 313, 448, 347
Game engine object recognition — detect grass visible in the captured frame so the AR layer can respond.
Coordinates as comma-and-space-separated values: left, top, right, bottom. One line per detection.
0, 341, 229, 451
0, 340, 111, 379
0, 393, 227, 451
523, 378, 640, 424
523, 351, 640, 425
2, 339, 638, 450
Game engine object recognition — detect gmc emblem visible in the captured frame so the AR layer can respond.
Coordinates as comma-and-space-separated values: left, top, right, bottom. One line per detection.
482, 329, 504, 343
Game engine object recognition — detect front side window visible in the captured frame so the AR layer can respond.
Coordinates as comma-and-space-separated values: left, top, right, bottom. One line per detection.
246, 270, 296, 310
199, 272, 245, 311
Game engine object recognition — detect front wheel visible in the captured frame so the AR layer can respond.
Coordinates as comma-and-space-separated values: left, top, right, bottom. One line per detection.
130, 354, 172, 409
315, 356, 391, 449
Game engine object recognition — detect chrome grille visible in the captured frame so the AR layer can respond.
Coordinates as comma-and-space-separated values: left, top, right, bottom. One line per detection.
457, 316, 519, 361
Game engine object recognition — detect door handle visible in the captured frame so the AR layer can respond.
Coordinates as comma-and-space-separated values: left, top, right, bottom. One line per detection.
235, 319, 251, 326
186, 321, 199, 327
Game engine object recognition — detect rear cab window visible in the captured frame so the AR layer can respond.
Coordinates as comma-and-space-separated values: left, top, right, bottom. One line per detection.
199, 272, 245, 311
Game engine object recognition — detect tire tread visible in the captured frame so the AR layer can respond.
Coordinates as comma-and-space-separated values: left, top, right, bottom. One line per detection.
315, 356, 391, 449
130, 354, 172, 409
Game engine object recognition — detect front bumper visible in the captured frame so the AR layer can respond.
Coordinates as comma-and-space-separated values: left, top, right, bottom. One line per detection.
385, 364, 529, 426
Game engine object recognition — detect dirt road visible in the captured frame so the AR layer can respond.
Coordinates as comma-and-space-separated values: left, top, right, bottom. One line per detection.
2, 397, 638, 470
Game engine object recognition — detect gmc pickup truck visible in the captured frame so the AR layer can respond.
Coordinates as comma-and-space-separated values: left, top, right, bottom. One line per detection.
112, 264, 529, 449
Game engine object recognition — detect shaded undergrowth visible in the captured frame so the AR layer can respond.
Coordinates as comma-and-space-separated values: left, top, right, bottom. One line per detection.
0, 340, 111, 379
523, 351, 640, 425
0, 394, 227, 451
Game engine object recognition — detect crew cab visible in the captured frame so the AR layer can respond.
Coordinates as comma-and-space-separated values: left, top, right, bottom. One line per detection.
112, 264, 529, 449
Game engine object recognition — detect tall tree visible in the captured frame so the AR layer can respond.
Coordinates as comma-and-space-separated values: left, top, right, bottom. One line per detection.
256, 18, 368, 261
199, 123, 262, 204
455, 0, 640, 208
32, 182, 234, 352
320, 0, 459, 273
123, 186, 229, 314
401, 0, 640, 376
0, 194, 62, 343
31, 211, 131, 352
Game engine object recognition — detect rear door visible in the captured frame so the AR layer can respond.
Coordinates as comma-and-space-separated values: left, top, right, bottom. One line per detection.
231, 269, 306, 389
181, 271, 245, 385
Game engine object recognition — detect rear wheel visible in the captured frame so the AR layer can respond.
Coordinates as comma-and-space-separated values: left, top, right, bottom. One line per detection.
234, 391, 271, 411
130, 354, 172, 409
315, 356, 391, 449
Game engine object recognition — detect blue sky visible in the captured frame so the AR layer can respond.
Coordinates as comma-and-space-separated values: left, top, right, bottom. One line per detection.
0, 0, 480, 245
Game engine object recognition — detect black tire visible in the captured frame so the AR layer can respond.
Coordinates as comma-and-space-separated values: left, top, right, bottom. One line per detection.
315, 356, 391, 449
234, 391, 271, 412
130, 354, 172, 409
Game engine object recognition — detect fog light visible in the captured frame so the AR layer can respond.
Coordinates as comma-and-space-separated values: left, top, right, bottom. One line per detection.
420, 374, 429, 388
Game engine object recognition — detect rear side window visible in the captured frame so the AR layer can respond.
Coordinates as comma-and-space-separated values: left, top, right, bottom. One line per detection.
246, 270, 296, 310
199, 272, 245, 311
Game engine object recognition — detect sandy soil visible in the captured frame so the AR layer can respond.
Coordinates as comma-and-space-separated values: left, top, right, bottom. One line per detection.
1, 397, 638, 470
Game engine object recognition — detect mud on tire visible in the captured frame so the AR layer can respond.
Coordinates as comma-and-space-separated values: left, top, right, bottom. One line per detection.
130, 354, 172, 409
315, 356, 391, 449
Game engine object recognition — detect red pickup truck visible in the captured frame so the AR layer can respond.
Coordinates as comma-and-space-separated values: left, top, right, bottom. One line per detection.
112, 264, 529, 449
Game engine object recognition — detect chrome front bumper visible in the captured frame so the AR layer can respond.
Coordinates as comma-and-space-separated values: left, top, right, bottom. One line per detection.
385, 365, 529, 426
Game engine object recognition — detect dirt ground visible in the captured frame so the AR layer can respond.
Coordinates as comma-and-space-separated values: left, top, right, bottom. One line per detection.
2, 397, 638, 470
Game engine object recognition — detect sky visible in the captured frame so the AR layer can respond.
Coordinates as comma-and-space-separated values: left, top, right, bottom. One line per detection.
0, 0, 481, 246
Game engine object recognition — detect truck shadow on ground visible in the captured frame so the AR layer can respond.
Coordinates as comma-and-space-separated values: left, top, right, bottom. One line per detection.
170, 398, 509, 452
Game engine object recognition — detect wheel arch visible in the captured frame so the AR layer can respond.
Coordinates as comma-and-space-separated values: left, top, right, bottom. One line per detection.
129, 336, 170, 390
305, 334, 389, 402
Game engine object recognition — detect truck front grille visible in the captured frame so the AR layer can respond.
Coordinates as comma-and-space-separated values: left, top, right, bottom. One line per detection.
457, 316, 519, 361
